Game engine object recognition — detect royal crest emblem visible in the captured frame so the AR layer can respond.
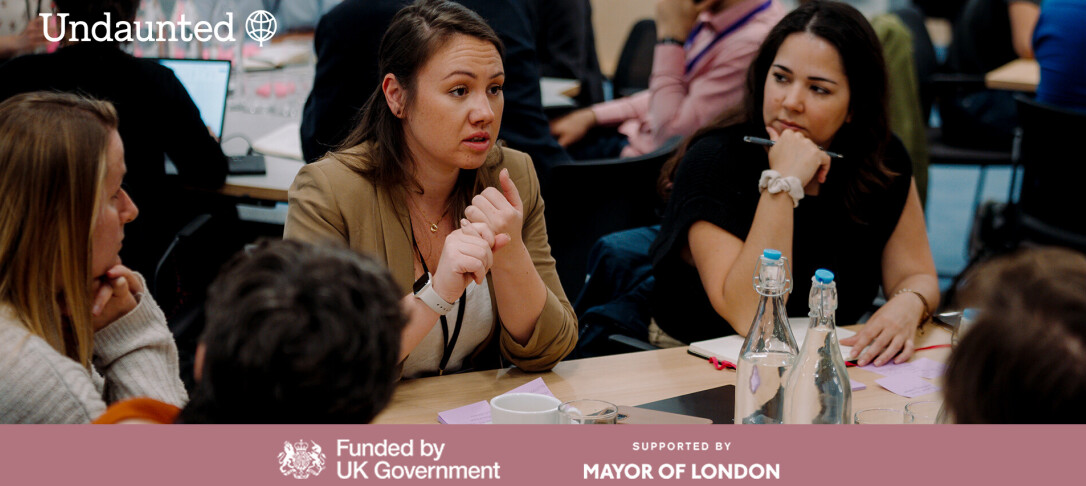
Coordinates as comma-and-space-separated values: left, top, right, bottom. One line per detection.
278, 439, 326, 479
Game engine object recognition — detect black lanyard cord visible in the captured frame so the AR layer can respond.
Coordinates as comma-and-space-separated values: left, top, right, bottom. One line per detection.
410, 228, 466, 375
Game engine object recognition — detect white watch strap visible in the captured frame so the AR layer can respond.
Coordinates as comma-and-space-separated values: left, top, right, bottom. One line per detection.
416, 278, 454, 315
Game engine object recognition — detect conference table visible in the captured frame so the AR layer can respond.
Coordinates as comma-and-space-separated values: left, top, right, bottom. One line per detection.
373, 323, 952, 424
985, 58, 1039, 93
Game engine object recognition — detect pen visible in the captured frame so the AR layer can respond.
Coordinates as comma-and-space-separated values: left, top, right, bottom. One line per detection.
743, 136, 844, 159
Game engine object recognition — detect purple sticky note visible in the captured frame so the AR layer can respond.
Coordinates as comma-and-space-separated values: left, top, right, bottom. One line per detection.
508, 377, 556, 397
912, 358, 946, 379
859, 360, 916, 377
875, 375, 940, 398
850, 379, 866, 391
437, 400, 490, 424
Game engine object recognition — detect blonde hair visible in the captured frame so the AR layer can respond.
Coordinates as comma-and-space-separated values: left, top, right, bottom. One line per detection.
0, 92, 118, 369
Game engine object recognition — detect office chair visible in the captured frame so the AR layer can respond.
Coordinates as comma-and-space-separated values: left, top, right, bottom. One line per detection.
950, 95, 1086, 305
611, 19, 656, 99
895, 5, 1015, 211
543, 137, 681, 300
152, 212, 244, 392
1008, 95, 1086, 249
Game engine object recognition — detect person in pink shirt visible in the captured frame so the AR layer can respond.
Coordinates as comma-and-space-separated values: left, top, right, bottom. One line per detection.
549, 0, 786, 159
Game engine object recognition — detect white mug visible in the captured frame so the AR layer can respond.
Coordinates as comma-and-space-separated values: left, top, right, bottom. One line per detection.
489, 393, 561, 424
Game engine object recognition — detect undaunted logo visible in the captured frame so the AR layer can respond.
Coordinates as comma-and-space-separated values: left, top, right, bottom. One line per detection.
245, 10, 277, 47
39, 10, 278, 45
278, 440, 326, 479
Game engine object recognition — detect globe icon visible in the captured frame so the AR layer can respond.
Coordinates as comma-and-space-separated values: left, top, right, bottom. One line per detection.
245, 10, 277, 47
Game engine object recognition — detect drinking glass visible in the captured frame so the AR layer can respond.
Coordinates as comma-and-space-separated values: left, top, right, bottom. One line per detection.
853, 408, 905, 424
904, 400, 942, 424
558, 399, 619, 424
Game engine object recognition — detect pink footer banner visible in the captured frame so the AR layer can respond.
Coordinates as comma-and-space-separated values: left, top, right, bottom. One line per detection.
0, 425, 1077, 484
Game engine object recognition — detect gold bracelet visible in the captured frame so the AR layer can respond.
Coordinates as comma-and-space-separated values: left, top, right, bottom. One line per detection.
894, 288, 931, 325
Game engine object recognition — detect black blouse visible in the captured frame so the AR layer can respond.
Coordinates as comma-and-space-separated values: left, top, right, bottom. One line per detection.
649, 122, 913, 344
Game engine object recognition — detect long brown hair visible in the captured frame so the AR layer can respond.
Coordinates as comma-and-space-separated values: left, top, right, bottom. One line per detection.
659, 1, 896, 222
0, 92, 118, 369
334, 0, 505, 219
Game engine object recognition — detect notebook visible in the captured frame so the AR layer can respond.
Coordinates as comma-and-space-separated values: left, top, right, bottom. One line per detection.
687, 317, 856, 365
155, 58, 232, 139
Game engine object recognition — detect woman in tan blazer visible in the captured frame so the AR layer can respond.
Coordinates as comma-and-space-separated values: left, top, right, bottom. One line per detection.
285, 0, 576, 378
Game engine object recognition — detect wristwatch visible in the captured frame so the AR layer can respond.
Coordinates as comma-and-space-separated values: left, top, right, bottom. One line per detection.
413, 273, 454, 315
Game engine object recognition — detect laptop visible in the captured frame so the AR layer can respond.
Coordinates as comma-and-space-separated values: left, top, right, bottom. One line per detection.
155, 58, 265, 175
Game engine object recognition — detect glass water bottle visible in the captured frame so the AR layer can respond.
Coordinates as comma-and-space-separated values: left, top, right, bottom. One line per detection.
783, 269, 851, 424
734, 249, 799, 424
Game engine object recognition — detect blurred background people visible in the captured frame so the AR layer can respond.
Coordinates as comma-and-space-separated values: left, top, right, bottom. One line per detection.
528, 0, 606, 107
940, 0, 1039, 148
549, 0, 786, 159
1032, 0, 1086, 112
0, 0, 49, 60
0, 0, 231, 280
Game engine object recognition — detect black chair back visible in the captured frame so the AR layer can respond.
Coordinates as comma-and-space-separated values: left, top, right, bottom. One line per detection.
543, 138, 680, 298
1014, 95, 1086, 239
611, 19, 656, 99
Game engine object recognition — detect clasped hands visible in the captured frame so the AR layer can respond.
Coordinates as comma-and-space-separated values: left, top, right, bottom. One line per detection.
429, 168, 524, 304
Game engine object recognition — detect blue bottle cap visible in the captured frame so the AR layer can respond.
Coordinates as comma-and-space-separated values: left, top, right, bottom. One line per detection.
762, 249, 782, 260
814, 269, 834, 284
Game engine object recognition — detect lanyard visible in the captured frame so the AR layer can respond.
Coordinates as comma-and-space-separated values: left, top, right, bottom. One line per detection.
411, 232, 465, 375
683, 0, 772, 75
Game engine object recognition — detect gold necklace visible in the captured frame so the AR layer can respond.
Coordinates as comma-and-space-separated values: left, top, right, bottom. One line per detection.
408, 196, 449, 233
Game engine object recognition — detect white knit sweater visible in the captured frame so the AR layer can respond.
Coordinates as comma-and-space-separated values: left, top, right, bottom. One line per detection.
0, 281, 188, 423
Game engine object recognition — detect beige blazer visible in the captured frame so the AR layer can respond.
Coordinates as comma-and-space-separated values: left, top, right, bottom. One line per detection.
284, 143, 577, 372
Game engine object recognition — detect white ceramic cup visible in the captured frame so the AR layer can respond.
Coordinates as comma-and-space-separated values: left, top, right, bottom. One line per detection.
489, 393, 561, 424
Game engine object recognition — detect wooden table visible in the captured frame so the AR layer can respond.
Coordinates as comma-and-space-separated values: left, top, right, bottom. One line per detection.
221, 155, 303, 202
985, 58, 1039, 92
374, 323, 952, 424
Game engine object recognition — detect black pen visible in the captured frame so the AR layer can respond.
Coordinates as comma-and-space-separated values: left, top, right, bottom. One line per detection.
743, 136, 844, 159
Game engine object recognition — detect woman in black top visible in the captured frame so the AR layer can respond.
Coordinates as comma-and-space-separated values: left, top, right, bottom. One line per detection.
650, 1, 938, 367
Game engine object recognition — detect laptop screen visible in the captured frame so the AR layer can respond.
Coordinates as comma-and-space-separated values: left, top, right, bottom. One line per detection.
155, 59, 231, 139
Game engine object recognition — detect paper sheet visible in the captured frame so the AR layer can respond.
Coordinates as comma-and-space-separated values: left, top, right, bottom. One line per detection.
860, 357, 945, 379
875, 375, 940, 398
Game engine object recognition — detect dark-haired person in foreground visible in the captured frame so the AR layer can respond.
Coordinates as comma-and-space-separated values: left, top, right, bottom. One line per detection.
944, 247, 1086, 424
95, 239, 406, 424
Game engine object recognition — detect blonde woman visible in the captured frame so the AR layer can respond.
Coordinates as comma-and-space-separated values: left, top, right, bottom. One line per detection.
0, 92, 187, 423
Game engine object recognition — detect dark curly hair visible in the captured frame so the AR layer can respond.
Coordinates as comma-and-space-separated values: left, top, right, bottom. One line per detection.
178, 239, 406, 424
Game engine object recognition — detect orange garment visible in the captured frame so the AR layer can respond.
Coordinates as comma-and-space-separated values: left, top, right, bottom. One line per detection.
92, 397, 180, 424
